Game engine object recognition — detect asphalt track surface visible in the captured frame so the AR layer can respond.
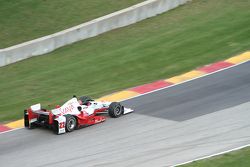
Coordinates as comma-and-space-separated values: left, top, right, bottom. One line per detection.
1, 61, 250, 167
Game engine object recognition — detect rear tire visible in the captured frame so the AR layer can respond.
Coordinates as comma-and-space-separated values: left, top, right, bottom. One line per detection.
108, 102, 123, 118
24, 110, 29, 127
53, 120, 59, 134
65, 115, 77, 132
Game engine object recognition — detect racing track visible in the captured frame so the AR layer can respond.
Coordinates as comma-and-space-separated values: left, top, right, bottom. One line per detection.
0, 61, 250, 167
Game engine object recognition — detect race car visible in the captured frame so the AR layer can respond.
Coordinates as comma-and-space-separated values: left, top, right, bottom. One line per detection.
24, 96, 133, 134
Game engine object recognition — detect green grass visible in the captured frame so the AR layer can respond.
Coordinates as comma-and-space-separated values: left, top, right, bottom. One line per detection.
0, 0, 144, 48
181, 146, 250, 167
0, 0, 250, 123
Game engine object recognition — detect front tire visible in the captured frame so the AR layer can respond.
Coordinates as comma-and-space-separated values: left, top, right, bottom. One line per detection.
65, 115, 77, 132
108, 102, 124, 118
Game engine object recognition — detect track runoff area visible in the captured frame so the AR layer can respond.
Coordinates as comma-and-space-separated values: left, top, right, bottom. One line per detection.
0, 52, 250, 166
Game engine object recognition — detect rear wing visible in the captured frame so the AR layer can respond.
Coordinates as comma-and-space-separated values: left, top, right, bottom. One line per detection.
25, 103, 53, 127
30, 103, 50, 115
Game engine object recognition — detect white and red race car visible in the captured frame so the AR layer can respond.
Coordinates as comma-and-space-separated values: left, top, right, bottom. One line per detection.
24, 96, 133, 134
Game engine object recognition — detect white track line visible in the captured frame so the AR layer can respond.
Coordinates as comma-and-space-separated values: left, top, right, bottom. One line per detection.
121, 60, 250, 102
172, 143, 250, 167
0, 127, 23, 134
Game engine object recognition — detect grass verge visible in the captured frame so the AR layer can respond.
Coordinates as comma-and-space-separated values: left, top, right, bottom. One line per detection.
181, 146, 250, 167
0, 0, 144, 48
0, 0, 250, 122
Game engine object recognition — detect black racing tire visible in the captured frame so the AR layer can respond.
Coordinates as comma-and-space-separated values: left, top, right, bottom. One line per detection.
24, 110, 36, 129
24, 110, 29, 128
79, 96, 93, 105
65, 115, 77, 132
53, 120, 60, 134
108, 102, 124, 118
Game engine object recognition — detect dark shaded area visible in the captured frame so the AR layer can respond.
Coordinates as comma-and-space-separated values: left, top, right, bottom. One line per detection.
123, 61, 250, 121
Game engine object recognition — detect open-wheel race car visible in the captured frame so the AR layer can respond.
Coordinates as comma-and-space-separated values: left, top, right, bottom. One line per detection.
24, 96, 133, 134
